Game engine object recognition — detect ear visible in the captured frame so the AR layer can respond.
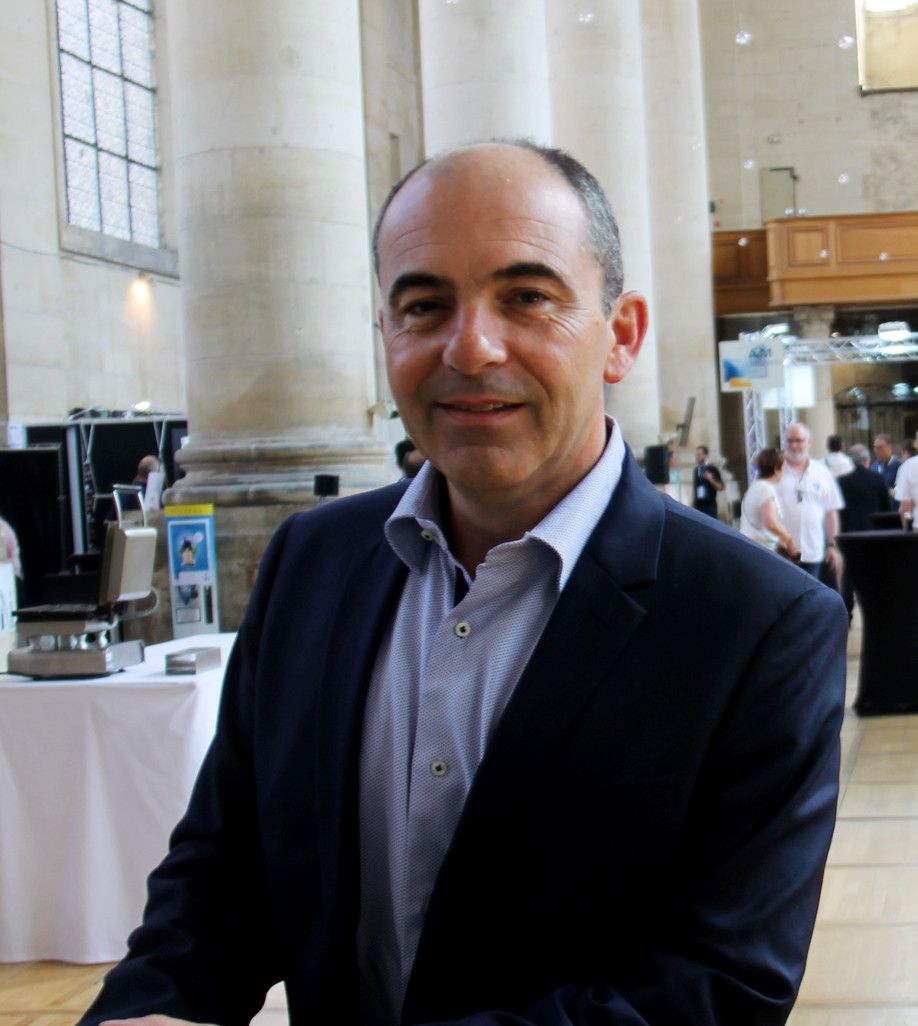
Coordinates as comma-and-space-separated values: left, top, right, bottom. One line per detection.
604, 291, 648, 384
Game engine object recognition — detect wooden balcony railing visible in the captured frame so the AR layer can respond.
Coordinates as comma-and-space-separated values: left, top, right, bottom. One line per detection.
713, 211, 918, 315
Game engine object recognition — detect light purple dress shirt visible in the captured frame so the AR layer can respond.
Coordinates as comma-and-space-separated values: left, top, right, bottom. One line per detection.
357, 419, 626, 1026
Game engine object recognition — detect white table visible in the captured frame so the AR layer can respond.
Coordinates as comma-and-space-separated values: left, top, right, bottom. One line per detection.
0, 633, 237, 963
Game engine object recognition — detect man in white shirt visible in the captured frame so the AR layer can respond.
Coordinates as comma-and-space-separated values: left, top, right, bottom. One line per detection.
776, 422, 844, 580
894, 432, 918, 526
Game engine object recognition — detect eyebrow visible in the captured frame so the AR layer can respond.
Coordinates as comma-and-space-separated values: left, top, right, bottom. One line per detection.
491, 261, 570, 290
387, 272, 448, 310
387, 261, 570, 309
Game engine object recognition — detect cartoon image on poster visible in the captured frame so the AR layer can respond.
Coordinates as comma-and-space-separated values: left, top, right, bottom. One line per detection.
169, 522, 211, 580
165, 507, 220, 636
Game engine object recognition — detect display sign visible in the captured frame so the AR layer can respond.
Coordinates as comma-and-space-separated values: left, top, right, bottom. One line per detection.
164, 504, 220, 638
718, 338, 785, 392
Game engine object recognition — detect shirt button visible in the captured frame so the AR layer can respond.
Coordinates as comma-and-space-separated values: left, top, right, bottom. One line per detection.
454, 621, 471, 637
430, 759, 448, 777
420, 529, 434, 541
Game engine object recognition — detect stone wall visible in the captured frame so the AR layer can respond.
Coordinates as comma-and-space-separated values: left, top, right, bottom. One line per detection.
0, 1, 185, 426
699, 0, 918, 230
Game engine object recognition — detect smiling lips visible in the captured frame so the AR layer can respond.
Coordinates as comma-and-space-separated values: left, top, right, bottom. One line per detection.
437, 397, 524, 418
448, 401, 519, 412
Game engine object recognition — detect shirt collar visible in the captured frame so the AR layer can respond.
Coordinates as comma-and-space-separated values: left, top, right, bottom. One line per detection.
385, 416, 626, 590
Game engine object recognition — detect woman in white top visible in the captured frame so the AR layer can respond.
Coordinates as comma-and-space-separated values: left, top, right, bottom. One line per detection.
740, 448, 799, 559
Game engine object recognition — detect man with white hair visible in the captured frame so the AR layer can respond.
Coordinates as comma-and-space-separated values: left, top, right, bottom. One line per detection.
775, 422, 844, 581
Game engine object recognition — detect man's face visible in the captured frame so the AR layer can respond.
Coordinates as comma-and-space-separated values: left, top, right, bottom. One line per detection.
695, 448, 706, 465
784, 426, 811, 464
873, 437, 892, 464
377, 145, 645, 516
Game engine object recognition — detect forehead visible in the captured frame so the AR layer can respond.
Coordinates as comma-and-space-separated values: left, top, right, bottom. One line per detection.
786, 429, 809, 441
376, 148, 593, 285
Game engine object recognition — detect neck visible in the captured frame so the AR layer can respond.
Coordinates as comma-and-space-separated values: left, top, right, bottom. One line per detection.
444, 488, 555, 577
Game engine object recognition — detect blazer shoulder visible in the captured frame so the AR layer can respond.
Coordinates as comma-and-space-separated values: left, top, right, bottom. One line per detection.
268, 481, 407, 556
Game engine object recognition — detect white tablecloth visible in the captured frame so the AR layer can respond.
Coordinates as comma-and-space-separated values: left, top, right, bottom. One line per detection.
0, 633, 237, 963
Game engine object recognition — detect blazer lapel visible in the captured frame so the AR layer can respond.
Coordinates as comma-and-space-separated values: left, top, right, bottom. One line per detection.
311, 533, 407, 940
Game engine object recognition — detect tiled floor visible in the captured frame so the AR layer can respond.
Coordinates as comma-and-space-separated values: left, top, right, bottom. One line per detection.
0, 961, 111, 1026
3, 609, 917, 1025
789, 611, 918, 1025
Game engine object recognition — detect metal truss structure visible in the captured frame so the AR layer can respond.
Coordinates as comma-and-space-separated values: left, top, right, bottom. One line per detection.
738, 331, 918, 475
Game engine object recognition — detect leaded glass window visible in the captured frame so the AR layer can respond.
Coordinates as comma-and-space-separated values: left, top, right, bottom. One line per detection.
56, 0, 160, 248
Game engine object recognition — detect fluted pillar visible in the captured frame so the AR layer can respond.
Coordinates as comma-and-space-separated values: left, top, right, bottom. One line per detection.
546, 0, 662, 450
418, 0, 552, 153
641, 0, 720, 454
165, 0, 386, 509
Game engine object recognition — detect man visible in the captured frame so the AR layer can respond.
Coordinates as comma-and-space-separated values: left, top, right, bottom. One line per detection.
894, 432, 918, 527
823, 434, 854, 478
394, 438, 426, 479
691, 444, 723, 517
776, 422, 844, 581
81, 143, 846, 1026
871, 433, 902, 511
837, 443, 891, 614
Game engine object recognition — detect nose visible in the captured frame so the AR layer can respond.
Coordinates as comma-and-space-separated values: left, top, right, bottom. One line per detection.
443, 301, 508, 375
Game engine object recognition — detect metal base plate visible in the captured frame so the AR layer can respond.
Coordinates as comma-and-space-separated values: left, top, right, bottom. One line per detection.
8, 640, 145, 679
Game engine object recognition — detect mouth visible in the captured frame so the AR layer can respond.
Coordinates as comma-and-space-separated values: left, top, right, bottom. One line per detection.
436, 399, 525, 424
447, 401, 519, 412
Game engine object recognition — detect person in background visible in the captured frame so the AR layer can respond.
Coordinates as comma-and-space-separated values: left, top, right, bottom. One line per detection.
824, 434, 854, 478
838, 444, 892, 616
394, 438, 426, 479
894, 432, 918, 528
740, 448, 799, 559
872, 433, 902, 511
0, 514, 22, 580
776, 422, 844, 583
691, 444, 723, 518
135, 455, 164, 510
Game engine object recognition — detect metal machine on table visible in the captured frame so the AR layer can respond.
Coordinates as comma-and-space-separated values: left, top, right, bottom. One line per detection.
8, 487, 157, 679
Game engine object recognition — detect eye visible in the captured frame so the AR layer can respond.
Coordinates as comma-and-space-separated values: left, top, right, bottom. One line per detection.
510, 288, 550, 306
403, 298, 445, 316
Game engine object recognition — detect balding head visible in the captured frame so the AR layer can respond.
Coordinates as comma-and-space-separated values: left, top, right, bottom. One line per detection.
374, 141, 624, 315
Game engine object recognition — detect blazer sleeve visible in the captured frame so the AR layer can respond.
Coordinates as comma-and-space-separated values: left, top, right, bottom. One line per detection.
76, 520, 296, 1026
411, 581, 847, 1026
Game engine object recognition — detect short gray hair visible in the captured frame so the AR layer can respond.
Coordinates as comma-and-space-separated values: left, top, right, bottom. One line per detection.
372, 139, 625, 315
848, 444, 870, 466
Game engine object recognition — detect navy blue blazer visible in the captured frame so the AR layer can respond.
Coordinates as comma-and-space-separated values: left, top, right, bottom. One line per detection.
81, 450, 847, 1026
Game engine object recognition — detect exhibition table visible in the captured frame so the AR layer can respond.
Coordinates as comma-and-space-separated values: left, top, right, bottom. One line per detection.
837, 531, 918, 715
0, 632, 236, 963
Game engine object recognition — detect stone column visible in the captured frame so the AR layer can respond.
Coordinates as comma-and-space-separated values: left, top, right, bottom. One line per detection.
794, 305, 838, 452
163, 0, 388, 627
545, 0, 662, 451
418, 0, 552, 153
165, 0, 385, 505
640, 0, 720, 458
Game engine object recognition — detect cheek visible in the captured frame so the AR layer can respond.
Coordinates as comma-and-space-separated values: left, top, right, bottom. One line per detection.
385, 341, 424, 392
